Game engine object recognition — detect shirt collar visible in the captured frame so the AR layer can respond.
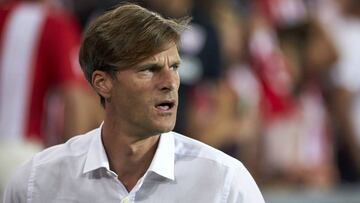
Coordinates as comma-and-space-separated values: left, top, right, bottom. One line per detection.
147, 132, 175, 181
83, 125, 110, 174
83, 125, 175, 181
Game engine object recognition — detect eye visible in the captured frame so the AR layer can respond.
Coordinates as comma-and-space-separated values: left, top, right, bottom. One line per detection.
170, 63, 180, 71
141, 67, 155, 73
139, 65, 158, 74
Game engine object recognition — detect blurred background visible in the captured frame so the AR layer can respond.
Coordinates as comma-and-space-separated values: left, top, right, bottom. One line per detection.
1, 0, 360, 202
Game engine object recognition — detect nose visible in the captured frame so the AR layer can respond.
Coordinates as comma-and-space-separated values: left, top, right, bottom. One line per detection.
158, 67, 179, 92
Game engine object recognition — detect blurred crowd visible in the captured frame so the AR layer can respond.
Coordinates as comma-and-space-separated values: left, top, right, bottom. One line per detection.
1, 0, 360, 196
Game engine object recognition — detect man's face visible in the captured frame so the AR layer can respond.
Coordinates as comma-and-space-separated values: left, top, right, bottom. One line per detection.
108, 43, 180, 137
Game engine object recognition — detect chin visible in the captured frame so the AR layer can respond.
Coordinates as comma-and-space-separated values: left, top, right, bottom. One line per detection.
159, 124, 175, 133
154, 121, 176, 134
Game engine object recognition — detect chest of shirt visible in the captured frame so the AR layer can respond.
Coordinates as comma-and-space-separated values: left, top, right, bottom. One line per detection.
30, 165, 228, 203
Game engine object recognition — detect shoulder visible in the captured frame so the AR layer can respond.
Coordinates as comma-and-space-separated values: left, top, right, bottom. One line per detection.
171, 131, 265, 203
3, 158, 33, 202
21, 128, 95, 168
4, 128, 98, 200
34, 129, 95, 167
26, 131, 92, 167
171, 131, 241, 168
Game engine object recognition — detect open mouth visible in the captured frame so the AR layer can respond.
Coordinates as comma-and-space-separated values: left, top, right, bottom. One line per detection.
155, 100, 175, 111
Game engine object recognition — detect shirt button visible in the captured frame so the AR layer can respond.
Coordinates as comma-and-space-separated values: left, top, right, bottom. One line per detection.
121, 197, 129, 203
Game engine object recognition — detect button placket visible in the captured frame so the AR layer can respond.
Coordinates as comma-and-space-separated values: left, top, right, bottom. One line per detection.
121, 196, 130, 203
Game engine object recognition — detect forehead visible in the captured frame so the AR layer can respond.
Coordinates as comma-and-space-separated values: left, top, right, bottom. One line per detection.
139, 43, 180, 65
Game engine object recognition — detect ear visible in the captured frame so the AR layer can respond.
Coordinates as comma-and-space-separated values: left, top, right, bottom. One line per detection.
92, 70, 113, 100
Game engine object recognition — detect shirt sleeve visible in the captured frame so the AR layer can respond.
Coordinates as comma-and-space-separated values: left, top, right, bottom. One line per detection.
3, 159, 34, 203
225, 163, 265, 203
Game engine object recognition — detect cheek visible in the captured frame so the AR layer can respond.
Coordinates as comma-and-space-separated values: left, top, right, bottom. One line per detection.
118, 85, 153, 110
174, 74, 180, 89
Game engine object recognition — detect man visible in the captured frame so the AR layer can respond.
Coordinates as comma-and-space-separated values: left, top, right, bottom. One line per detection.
3, 4, 264, 202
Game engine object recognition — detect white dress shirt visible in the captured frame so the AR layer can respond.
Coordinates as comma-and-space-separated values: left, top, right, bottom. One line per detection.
3, 126, 264, 203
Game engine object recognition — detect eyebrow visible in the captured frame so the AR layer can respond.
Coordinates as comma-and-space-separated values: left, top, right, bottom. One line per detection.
137, 63, 162, 71
137, 60, 181, 70
171, 61, 181, 66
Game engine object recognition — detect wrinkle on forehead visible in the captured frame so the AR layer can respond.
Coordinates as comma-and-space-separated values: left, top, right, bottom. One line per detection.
143, 43, 180, 66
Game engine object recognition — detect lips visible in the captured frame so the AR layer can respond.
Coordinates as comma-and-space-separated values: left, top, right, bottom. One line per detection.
155, 100, 176, 112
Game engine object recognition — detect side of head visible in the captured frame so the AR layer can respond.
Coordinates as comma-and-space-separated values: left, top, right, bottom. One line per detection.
79, 3, 190, 107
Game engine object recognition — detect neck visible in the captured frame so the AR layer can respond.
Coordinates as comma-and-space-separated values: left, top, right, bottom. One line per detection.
101, 120, 160, 192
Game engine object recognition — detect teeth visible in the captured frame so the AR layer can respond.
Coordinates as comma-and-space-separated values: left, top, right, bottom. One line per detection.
157, 105, 170, 110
